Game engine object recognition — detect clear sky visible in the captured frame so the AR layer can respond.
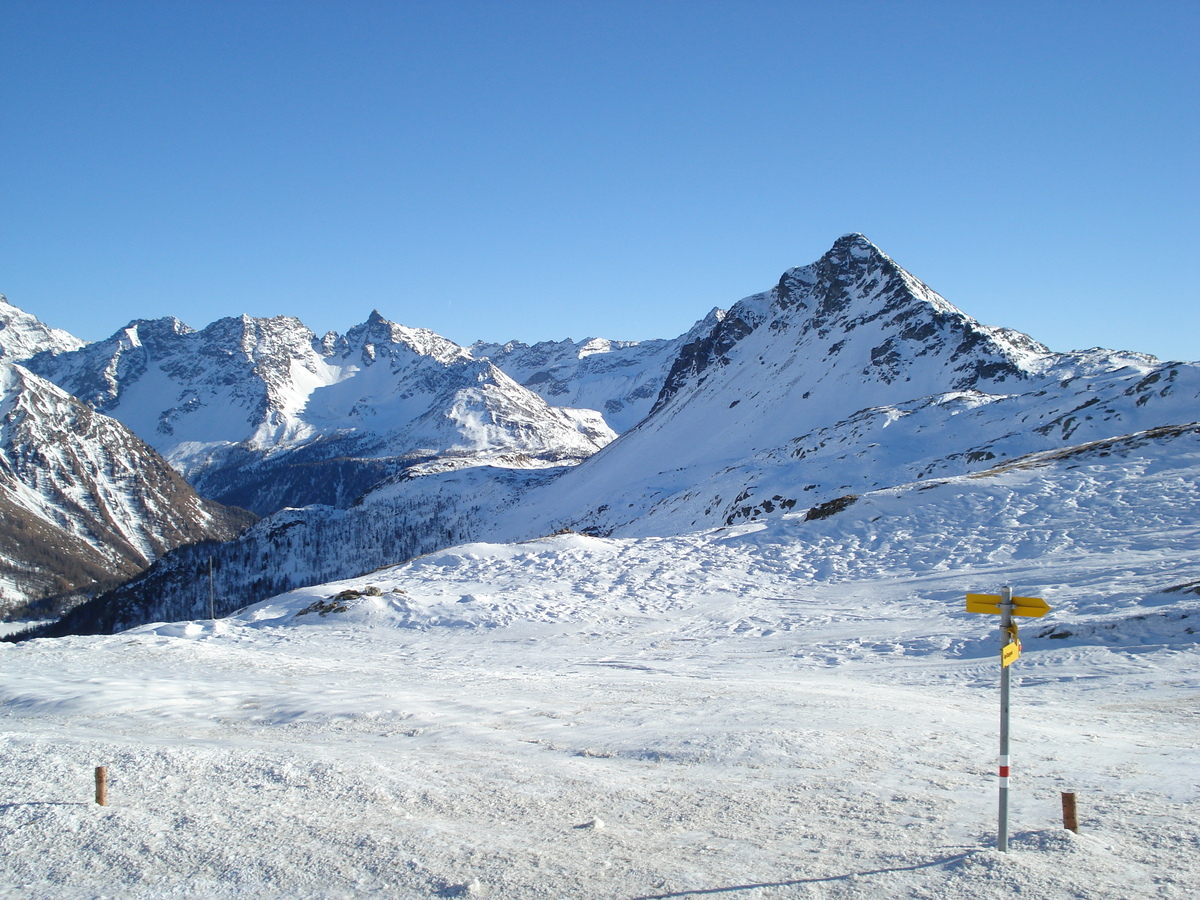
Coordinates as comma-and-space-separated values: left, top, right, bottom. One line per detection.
2, 1, 1196, 360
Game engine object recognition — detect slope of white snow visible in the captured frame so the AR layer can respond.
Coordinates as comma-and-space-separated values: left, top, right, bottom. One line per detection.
3, 236, 1196, 898
2, 426, 1197, 898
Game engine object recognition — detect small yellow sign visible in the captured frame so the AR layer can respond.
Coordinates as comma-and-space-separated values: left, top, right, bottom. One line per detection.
966, 593, 1050, 618
1001, 640, 1021, 668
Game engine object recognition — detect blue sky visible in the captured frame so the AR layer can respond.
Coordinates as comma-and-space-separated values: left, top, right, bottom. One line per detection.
2, 1, 1196, 360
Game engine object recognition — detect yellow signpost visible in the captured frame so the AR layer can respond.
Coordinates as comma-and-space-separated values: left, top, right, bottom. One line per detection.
966, 593, 1050, 618
1001, 638, 1021, 668
966, 586, 1051, 852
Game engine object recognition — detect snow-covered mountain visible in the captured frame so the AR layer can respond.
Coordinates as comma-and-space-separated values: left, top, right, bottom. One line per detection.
0, 294, 86, 362
29, 234, 1199, 634
28, 311, 615, 514
492, 234, 1197, 536
0, 359, 254, 612
472, 310, 723, 433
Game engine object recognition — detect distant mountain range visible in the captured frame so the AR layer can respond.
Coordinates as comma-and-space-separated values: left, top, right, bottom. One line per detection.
3, 235, 1196, 634
26, 310, 615, 515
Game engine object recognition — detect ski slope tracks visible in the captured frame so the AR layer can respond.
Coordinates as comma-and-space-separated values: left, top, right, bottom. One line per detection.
1, 423, 1198, 898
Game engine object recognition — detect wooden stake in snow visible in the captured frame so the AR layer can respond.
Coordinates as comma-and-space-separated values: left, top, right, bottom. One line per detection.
94, 766, 107, 806
1061, 791, 1078, 832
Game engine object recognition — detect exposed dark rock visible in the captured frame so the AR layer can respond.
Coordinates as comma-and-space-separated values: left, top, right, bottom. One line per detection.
804, 494, 859, 521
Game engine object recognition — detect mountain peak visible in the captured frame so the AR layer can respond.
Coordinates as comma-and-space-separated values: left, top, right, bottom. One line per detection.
818, 234, 892, 271
0, 295, 87, 362
343, 311, 471, 367
652, 235, 1051, 416
831, 232, 880, 252
815, 233, 895, 275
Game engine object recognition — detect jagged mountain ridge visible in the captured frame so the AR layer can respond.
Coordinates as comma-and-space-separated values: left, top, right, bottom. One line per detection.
0, 294, 86, 362
29, 311, 615, 515
25, 233, 1198, 635
315, 236, 1194, 542
0, 361, 254, 611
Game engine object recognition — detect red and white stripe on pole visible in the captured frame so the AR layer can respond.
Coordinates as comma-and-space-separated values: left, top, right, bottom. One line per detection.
998, 754, 1010, 787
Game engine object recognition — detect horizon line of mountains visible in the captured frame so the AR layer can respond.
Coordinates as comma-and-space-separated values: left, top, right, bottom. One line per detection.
2, 233, 1196, 636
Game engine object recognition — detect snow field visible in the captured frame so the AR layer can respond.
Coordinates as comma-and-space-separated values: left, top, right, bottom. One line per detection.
1, 621, 1195, 899
2, 447, 1198, 898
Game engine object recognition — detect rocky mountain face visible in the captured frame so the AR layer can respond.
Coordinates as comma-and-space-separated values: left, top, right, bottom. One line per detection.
653, 234, 1051, 412
26, 234, 1199, 637
0, 294, 86, 362
0, 361, 254, 613
29, 311, 615, 515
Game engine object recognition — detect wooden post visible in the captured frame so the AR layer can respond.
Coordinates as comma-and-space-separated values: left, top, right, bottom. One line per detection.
1061, 791, 1078, 832
95, 766, 107, 806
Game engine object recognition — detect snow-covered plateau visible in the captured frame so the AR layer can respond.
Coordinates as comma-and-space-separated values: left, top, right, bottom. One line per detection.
2, 424, 1197, 898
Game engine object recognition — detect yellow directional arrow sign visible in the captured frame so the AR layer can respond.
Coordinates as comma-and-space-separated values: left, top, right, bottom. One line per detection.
966, 593, 1050, 618
1001, 640, 1021, 667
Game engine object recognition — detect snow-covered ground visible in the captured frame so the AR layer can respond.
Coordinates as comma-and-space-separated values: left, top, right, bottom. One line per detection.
2, 445, 1198, 899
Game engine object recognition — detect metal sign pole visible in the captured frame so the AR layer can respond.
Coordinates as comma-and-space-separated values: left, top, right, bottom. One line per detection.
966, 586, 1048, 854
998, 585, 1013, 852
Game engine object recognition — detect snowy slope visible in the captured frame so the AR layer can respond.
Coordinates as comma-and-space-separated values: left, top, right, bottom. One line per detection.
0, 361, 253, 611
0, 294, 86, 362
2, 416, 1197, 898
4, 237, 1197, 895
30, 311, 614, 514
